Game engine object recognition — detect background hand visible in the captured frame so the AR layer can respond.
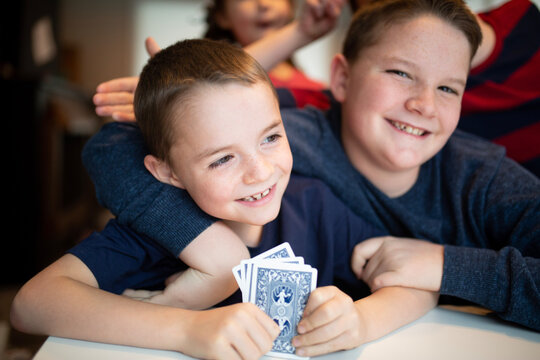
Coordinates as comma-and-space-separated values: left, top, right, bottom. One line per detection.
93, 76, 138, 121
144, 36, 161, 57
93, 37, 161, 121
299, 0, 346, 41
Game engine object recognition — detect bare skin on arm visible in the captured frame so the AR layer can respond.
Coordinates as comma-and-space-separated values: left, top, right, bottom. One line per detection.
124, 222, 250, 309
10, 254, 279, 359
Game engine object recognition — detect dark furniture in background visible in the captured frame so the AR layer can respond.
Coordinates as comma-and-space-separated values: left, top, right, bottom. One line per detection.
1, 0, 104, 284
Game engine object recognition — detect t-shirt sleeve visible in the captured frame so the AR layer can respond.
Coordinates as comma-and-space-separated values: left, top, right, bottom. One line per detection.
81, 122, 216, 257
67, 220, 186, 294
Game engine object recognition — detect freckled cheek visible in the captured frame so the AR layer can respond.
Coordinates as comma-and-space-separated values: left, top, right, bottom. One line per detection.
440, 103, 461, 133
354, 81, 399, 115
194, 177, 237, 208
283, 151, 293, 172
276, 145, 293, 175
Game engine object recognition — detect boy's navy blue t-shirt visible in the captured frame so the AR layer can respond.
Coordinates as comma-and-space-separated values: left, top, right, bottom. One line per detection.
68, 175, 382, 303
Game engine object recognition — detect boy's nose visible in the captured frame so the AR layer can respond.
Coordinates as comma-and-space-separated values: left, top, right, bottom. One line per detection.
243, 155, 273, 185
405, 87, 437, 119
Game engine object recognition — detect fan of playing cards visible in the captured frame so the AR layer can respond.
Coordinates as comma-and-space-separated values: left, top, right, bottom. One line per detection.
232, 243, 318, 359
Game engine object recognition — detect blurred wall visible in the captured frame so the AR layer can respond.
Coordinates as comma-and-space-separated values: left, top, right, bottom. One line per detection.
59, 0, 539, 93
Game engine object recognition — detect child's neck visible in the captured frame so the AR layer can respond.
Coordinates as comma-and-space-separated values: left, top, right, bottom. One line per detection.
345, 149, 420, 197
365, 167, 419, 198
222, 220, 264, 248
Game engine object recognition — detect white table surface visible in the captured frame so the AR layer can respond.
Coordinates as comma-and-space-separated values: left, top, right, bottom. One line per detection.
33, 306, 540, 360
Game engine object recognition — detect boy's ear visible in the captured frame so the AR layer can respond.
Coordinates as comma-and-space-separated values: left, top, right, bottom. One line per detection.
144, 155, 185, 189
329, 54, 349, 103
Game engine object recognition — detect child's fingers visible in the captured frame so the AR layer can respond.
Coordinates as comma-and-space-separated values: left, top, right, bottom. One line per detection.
326, 0, 345, 17
111, 111, 136, 122
96, 77, 139, 93
234, 305, 279, 358
299, 286, 335, 324
306, 0, 325, 17
231, 324, 270, 360
93, 92, 134, 107
351, 236, 386, 277
95, 104, 135, 120
369, 271, 401, 291
298, 287, 349, 334
294, 334, 349, 357
145, 37, 162, 57
249, 304, 281, 341
360, 252, 385, 289
293, 296, 361, 356
294, 313, 345, 348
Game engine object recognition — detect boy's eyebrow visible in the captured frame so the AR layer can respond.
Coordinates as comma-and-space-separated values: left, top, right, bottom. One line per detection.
386, 56, 467, 87
196, 119, 283, 160
260, 119, 283, 135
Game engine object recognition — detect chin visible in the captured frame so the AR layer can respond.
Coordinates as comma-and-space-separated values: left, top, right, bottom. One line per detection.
253, 208, 281, 226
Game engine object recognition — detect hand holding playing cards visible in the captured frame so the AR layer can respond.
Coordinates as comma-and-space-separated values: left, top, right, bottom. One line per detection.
351, 236, 444, 292
181, 303, 280, 360
292, 286, 364, 357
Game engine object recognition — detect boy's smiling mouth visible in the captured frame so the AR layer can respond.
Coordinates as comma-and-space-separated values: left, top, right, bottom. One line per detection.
389, 119, 428, 136
240, 186, 273, 202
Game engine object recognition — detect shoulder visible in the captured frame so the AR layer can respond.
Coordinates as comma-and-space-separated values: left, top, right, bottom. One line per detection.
281, 106, 326, 131
69, 219, 171, 272
284, 175, 332, 197
282, 175, 333, 214
443, 129, 507, 165
83, 121, 144, 155
281, 103, 340, 144
439, 129, 539, 189
282, 175, 359, 221
90, 121, 143, 144
82, 121, 146, 163
438, 130, 507, 185
73, 219, 148, 250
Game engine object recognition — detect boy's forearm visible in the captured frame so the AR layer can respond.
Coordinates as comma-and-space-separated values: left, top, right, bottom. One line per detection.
355, 287, 438, 343
10, 256, 192, 352
151, 267, 239, 309
246, 21, 312, 71
157, 221, 249, 309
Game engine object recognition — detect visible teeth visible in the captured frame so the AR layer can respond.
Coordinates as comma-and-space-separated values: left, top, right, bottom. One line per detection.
391, 121, 425, 136
242, 188, 271, 202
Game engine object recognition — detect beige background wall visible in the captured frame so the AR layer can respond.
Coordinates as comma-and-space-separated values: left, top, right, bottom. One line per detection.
58, 0, 537, 94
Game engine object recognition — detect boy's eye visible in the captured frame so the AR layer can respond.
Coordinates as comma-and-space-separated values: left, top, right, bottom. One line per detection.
387, 69, 410, 79
209, 155, 233, 169
262, 134, 281, 144
438, 86, 458, 95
